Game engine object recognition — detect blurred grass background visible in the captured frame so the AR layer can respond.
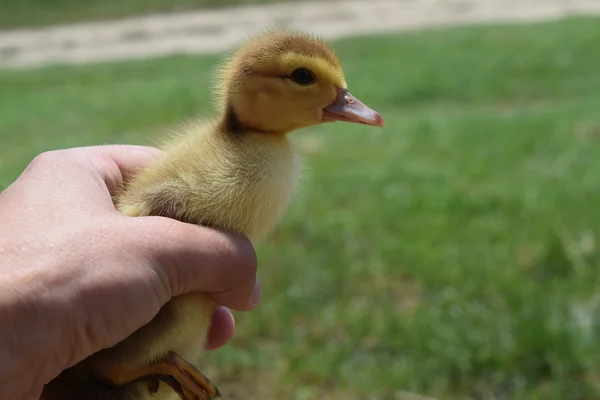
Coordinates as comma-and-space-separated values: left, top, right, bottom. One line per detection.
2, 1, 600, 399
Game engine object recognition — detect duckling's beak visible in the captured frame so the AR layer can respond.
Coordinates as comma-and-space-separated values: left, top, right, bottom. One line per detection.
322, 88, 384, 127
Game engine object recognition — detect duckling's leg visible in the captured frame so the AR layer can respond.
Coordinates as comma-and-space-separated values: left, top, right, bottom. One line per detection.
98, 351, 221, 400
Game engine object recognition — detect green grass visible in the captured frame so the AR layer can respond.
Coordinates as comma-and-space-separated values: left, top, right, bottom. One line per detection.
0, 0, 301, 30
3, 16, 600, 399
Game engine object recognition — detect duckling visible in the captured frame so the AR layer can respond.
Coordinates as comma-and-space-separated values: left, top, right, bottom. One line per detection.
42, 29, 383, 400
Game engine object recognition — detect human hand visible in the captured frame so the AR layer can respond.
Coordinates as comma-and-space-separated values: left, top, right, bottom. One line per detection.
0, 145, 260, 399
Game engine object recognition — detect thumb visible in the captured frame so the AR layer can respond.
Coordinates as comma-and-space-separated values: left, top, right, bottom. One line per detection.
131, 216, 260, 312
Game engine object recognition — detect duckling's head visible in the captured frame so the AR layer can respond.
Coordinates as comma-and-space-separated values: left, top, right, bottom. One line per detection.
216, 30, 384, 134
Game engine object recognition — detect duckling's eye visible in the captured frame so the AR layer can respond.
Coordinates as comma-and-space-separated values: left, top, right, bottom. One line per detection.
290, 68, 315, 85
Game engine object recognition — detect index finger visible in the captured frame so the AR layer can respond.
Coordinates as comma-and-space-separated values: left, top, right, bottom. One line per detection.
83, 145, 162, 195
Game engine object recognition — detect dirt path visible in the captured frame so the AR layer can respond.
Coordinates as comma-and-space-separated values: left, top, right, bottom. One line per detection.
1, 0, 599, 69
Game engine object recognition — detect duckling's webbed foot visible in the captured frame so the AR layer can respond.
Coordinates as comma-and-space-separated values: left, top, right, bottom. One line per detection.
150, 352, 221, 400
100, 351, 221, 400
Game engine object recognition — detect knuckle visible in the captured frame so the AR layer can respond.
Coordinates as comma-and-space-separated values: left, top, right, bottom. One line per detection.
28, 150, 63, 169
27, 149, 92, 175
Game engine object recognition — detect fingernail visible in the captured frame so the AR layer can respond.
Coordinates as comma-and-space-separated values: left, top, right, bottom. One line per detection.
252, 279, 262, 306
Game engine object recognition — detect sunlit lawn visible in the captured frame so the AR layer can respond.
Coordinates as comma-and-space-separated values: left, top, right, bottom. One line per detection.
2, 16, 600, 400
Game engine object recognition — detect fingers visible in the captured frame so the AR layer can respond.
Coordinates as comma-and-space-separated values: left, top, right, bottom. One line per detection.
132, 217, 260, 312
204, 306, 235, 350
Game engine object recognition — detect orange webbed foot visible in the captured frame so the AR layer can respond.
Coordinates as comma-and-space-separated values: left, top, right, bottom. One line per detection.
100, 351, 221, 400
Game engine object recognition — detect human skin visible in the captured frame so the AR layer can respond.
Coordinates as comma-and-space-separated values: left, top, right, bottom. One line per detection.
0, 145, 260, 399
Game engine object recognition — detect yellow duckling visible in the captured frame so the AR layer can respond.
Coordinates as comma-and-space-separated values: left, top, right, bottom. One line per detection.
43, 29, 383, 400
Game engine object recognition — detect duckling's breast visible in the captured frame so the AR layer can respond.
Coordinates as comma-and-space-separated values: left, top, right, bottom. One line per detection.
141, 127, 302, 243
215, 131, 302, 242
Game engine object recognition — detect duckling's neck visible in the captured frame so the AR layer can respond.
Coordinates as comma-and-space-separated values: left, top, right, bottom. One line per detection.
219, 99, 292, 136
220, 104, 245, 135
220, 104, 288, 136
